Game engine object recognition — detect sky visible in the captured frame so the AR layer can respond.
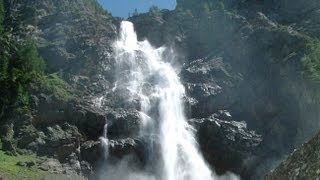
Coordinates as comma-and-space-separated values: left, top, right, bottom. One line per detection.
97, 0, 177, 18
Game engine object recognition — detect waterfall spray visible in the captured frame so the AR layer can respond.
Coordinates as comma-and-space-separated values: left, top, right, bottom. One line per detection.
104, 21, 239, 180
113, 21, 212, 180
100, 123, 109, 159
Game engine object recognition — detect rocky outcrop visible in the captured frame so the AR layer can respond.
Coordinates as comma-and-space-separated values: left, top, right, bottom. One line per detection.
6, 0, 118, 75
181, 56, 240, 118
190, 111, 262, 176
130, 0, 320, 178
267, 131, 320, 179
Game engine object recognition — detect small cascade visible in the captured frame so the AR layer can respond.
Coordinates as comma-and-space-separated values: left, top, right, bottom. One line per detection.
100, 123, 109, 159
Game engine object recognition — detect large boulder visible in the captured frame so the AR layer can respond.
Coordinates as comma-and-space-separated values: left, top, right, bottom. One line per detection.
190, 111, 262, 176
106, 109, 142, 139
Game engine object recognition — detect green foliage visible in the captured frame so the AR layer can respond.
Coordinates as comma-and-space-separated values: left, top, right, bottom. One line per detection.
0, 33, 73, 117
217, 1, 225, 11
0, 0, 4, 33
0, 150, 48, 180
149, 5, 161, 15
36, 73, 74, 102
303, 40, 320, 82
83, 0, 110, 16
15, 39, 45, 75
132, 8, 139, 16
203, 3, 211, 15
0, 35, 9, 82
0, 37, 46, 114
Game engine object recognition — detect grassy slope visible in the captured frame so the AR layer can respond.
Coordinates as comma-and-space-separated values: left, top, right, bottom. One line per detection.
0, 140, 48, 180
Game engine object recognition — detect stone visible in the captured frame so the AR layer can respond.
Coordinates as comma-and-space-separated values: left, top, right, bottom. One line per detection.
190, 115, 262, 175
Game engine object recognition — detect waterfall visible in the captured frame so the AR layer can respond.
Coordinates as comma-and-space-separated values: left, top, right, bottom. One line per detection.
109, 21, 239, 180
100, 123, 109, 159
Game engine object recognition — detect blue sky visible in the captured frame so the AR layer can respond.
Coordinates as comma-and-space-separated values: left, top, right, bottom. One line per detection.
98, 0, 177, 18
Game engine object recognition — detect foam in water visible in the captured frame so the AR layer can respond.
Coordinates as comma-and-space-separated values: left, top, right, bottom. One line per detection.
102, 21, 239, 180
100, 123, 109, 159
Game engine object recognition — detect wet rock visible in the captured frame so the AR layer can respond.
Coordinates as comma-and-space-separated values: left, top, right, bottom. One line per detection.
80, 141, 103, 167
80, 138, 146, 171
181, 57, 240, 118
66, 104, 106, 139
267, 131, 320, 179
109, 138, 141, 159
190, 113, 262, 175
107, 109, 142, 138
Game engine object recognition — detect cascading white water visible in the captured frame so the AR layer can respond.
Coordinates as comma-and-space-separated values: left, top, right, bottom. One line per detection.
100, 123, 109, 159
111, 21, 239, 180
112, 21, 212, 180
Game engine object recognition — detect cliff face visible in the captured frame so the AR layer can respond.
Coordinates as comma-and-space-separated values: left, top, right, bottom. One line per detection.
1, 0, 120, 178
267, 131, 320, 179
1, 0, 320, 179
130, 0, 320, 178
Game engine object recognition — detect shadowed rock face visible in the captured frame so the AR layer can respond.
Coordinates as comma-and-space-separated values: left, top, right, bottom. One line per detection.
2, 0, 320, 179
130, 0, 320, 178
267, 131, 320, 179
190, 112, 262, 176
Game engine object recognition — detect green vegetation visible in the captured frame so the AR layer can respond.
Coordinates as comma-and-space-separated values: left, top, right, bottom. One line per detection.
216, 1, 225, 11
0, 36, 73, 117
0, 38, 46, 113
84, 0, 110, 16
0, 150, 47, 180
36, 73, 74, 102
303, 40, 320, 82
0, 0, 4, 33
149, 5, 161, 14
177, 0, 226, 16
129, 8, 139, 17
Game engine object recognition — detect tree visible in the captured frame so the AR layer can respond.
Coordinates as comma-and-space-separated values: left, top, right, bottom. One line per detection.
132, 8, 139, 16
217, 1, 225, 11
15, 39, 45, 75
149, 5, 160, 15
